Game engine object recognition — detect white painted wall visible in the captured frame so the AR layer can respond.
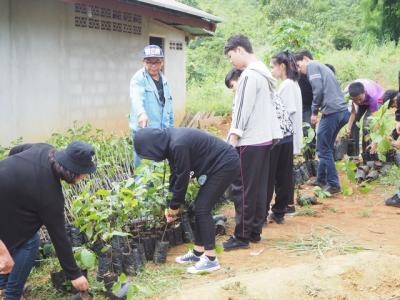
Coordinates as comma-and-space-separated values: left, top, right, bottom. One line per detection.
0, 0, 187, 145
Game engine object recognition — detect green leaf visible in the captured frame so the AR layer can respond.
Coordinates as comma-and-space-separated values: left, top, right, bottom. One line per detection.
127, 284, 138, 300
80, 248, 96, 269
215, 244, 224, 255
359, 182, 372, 194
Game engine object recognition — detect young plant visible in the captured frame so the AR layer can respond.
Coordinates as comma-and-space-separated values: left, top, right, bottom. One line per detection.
313, 186, 331, 199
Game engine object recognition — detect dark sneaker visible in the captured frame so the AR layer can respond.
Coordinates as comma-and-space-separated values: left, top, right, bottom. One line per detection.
322, 185, 341, 195
249, 233, 261, 243
222, 236, 250, 251
285, 205, 296, 214
268, 213, 285, 224
385, 193, 400, 207
307, 178, 326, 187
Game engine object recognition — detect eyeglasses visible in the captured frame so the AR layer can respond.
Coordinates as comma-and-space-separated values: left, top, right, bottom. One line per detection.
145, 60, 162, 66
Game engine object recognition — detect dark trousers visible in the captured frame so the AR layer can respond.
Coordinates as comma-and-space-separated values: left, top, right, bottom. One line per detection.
194, 157, 240, 250
266, 141, 294, 218
317, 110, 350, 188
350, 105, 372, 156
231, 145, 271, 241
0, 234, 39, 300
303, 109, 316, 160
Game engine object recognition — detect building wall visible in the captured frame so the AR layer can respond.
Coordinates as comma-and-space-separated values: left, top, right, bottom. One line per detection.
0, 0, 187, 145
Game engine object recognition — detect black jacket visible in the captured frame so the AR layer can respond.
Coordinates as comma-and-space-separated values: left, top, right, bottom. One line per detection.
0, 143, 81, 279
134, 128, 238, 209
396, 93, 400, 121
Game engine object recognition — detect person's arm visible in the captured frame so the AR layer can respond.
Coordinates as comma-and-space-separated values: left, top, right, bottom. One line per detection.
0, 240, 14, 274
308, 63, 324, 117
168, 145, 191, 209
228, 74, 257, 145
8, 143, 34, 156
346, 103, 357, 134
130, 75, 148, 128
38, 198, 81, 279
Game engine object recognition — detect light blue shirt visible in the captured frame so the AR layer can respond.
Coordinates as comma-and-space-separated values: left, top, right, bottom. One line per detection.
129, 67, 174, 131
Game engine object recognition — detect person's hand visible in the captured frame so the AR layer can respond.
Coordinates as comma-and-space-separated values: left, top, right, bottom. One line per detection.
396, 122, 400, 135
310, 115, 319, 125
228, 134, 239, 147
138, 113, 149, 128
165, 208, 179, 223
71, 276, 89, 292
366, 143, 378, 154
0, 240, 14, 274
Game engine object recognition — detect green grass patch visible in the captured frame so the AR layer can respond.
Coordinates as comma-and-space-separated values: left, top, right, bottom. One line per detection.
270, 225, 369, 257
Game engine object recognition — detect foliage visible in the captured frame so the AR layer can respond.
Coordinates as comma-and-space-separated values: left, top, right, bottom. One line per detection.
313, 186, 331, 199
302, 122, 316, 158
269, 19, 318, 55
367, 102, 395, 160
73, 247, 97, 269
338, 160, 357, 183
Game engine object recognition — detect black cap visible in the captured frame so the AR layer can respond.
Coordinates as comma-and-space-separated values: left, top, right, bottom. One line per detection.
54, 141, 96, 174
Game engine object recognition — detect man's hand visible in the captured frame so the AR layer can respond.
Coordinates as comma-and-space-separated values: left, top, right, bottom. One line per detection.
228, 134, 239, 147
0, 240, 14, 274
138, 113, 149, 128
396, 121, 400, 135
165, 208, 179, 223
71, 275, 89, 292
310, 114, 319, 125
392, 139, 400, 150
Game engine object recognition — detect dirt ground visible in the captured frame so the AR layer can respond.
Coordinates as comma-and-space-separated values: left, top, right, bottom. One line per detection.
161, 178, 400, 300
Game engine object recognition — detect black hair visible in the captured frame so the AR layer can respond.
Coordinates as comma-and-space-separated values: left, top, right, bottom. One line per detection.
348, 82, 365, 97
271, 50, 299, 81
48, 149, 80, 184
383, 89, 399, 107
325, 63, 336, 75
294, 50, 314, 61
224, 34, 253, 55
225, 68, 242, 88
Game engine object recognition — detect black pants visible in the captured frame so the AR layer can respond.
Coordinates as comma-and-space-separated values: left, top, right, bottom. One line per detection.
194, 157, 240, 250
350, 105, 372, 157
231, 145, 271, 241
266, 141, 294, 218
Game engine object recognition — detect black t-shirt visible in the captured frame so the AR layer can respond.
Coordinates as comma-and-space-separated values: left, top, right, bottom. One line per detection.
298, 74, 313, 111
152, 77, 165, 106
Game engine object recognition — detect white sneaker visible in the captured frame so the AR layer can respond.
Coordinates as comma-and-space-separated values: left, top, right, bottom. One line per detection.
187, 255, 220, 274
175, 250, 202, 264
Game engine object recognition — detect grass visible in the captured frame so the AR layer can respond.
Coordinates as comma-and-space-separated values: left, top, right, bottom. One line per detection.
29, 257, 187, 299
270, 225, 369, 258
358, 208, 372, 218
222, 281, 247, 295
323, 206, 338, 213
295, 205, 318, 217
380, 165, 400, 186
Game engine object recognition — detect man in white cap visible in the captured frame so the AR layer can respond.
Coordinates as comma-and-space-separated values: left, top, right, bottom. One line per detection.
129, 45, 174, 168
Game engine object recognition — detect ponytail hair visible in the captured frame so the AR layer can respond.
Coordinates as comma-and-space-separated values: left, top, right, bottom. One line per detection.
48, 149, 80, 184
271, 50, 299, 81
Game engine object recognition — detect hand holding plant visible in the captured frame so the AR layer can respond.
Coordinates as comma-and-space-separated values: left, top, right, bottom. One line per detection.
165, 208, 179, 223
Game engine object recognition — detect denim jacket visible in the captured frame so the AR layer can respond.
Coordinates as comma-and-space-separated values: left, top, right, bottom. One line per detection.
129, 67, 174, 131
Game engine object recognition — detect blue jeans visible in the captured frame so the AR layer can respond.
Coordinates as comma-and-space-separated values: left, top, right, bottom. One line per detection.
316, 110, 350, 188
0, 234, 39, 300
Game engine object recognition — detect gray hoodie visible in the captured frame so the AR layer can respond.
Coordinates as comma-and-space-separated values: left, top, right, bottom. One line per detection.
229, 61, 283, 146
307, 61, 347, 115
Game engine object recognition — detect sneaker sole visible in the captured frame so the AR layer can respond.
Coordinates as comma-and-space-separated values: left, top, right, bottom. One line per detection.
187, 265, 221, 274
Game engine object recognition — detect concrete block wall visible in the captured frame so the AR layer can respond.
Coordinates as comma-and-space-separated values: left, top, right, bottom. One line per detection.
0, 0, 186, 145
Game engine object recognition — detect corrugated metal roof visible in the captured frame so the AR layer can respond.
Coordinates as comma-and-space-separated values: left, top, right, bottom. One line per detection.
135, 0, 222, 23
